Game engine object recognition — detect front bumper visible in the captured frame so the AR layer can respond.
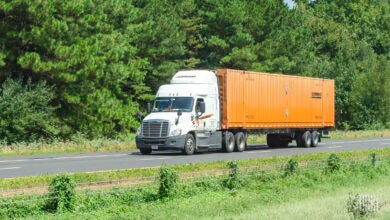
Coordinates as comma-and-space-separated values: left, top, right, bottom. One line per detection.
136, 135, 186, 151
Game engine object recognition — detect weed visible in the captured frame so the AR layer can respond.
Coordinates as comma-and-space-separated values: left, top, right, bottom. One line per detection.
347, 193, 381, 219
158, 166, 178, 199
224, 161, 242, 190
45, 174, 77, 213
284, 158, 298, 176
326, 154, 341, 173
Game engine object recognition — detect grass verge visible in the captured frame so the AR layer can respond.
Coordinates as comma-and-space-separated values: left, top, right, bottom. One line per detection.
1, 148, 389, 192
3, 149, 388, 219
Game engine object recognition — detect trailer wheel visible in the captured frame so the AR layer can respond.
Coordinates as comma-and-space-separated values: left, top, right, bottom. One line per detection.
140, 148, 152, 155
223, 131, 235, 153
311, 131, 319, 147
234, 132, 246, 152
302, 131, 312, 148
183, 133, 195, 155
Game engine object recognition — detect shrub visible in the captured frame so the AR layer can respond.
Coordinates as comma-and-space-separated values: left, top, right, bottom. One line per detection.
0, 78, 59, 144
326, 153, 341, 173
347, 193, 381, 219
46, 174, 77, 213
224, 161, 241, 190
158, 166, 178, 199
284, 158, 298, 176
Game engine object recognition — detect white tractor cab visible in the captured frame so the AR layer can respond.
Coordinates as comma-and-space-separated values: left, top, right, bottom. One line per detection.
136, 70, 222, 155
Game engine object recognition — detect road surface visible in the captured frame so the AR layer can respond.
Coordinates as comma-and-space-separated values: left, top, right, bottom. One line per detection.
1, 137, 389, 178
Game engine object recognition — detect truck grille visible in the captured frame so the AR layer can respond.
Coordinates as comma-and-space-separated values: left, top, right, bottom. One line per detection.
142, 120, 169, 138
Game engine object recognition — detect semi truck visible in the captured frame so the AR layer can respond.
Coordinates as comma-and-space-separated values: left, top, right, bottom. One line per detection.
136, 69, 335, 155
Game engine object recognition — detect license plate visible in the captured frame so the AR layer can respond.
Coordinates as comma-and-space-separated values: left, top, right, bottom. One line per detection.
151, 145, 158, 150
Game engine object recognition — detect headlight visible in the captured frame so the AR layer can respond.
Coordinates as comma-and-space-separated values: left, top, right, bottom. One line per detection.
136, 126, 142, 136
170, 128, 182, 136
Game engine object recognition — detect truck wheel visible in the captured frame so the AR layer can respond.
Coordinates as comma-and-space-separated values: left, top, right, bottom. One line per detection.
234, 132, 246, 152
183, 133, 195, 155
140, 148, 152, 155
311, 131, 319, 147
302, 131, 312, 148
223, 131, 235, 153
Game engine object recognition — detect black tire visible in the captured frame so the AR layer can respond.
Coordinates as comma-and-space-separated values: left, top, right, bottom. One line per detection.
183, 133, 195, 155
234, 132, 246, 152
223, 131, 235, 153
311, 131, 319, 147
302, 131, 312, 148
140, 148, 152, 155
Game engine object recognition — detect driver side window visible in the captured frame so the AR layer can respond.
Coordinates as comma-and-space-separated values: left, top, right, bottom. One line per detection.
195, 98, 204, 113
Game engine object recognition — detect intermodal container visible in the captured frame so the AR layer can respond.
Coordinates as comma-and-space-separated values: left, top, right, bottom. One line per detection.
216, 69, 335, 130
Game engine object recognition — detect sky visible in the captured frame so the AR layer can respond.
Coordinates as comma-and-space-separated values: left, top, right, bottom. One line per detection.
283, 0, 297, 9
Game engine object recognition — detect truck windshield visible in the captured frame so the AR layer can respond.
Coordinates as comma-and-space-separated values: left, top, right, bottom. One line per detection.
153, 97, 194, 112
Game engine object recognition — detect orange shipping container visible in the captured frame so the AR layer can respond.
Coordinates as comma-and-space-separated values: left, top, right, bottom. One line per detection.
216, 69, 335, 130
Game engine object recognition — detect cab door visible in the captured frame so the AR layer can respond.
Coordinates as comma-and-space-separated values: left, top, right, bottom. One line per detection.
194, 96, 220, 149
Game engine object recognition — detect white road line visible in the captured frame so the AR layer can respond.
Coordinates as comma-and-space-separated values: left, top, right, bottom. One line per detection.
53, 154, 128, 160
0, 154, 128, 163
380, 142, 390, 145
138, 157, 172, 161
328, 146, 343, 149
246, 150, 271, 154
0, 167, 21, 170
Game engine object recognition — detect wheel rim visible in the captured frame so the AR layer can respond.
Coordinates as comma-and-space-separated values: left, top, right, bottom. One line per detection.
186, 138, 194, 153
304, 132, 311, 147
312, 132, 319, 146
228, 135, 234, 150
238, 136, 245, 150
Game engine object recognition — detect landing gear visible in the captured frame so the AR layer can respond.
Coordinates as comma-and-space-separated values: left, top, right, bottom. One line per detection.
267, 134, 290, 148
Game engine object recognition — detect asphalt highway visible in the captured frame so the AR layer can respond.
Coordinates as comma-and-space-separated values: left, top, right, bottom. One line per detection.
1, 137, 389, 178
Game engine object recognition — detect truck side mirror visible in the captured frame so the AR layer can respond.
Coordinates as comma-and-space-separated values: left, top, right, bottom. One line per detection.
137, 112, 143, 122
199, 102, 205, 114
147, 102, 151, 113
175, 110, 182, 125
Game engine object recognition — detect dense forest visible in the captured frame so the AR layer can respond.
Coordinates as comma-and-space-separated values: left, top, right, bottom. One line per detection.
0, 0, 389, 143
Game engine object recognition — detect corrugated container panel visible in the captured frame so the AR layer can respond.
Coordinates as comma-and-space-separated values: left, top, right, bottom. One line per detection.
217, 69, 335, 129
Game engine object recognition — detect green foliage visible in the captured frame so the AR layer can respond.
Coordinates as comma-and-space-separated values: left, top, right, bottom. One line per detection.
284, 158, 298, 176
326, 154, 341, 173
0, 0, 389, 141
46, 174, 77, 213
223, 161, 241, 190
0, 78, 59, 144
158, 166, 178, 199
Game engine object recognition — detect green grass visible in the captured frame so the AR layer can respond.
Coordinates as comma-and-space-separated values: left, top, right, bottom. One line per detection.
14, 151, 389, 220
246, 129, 390, 145
1, 129, 389, 156
0, 135, 136, 157
1, 148, 389, 191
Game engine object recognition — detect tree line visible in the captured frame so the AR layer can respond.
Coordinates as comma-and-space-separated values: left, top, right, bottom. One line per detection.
0, 0, 389, 143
